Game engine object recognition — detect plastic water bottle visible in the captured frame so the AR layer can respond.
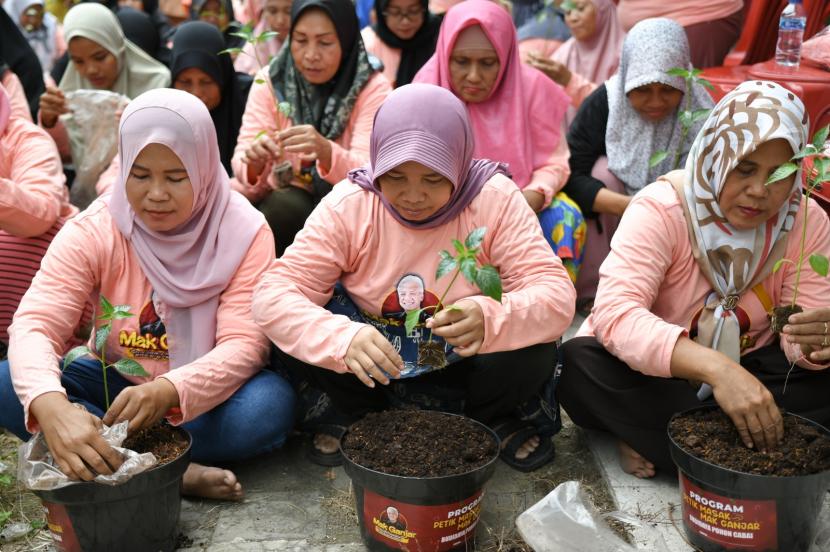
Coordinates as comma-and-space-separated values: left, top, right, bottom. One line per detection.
775, 0, 807, 67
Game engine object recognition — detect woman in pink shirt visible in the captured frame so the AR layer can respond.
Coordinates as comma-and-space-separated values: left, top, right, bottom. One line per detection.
233, 0, 290, 76
233, 0, 391, 255
560, 81, 830, 478
0, 89, 296, 500
253, 83, 576, 472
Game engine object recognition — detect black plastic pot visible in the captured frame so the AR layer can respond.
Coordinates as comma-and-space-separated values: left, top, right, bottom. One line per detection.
669, 406, 830, 552
34, 428, 191, 552
341, 413, 499, 552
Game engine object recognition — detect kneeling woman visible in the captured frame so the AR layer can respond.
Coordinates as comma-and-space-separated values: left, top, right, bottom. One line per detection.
560, 81, 830, 478
253, 84, 576, 472
0, 89, 296, 500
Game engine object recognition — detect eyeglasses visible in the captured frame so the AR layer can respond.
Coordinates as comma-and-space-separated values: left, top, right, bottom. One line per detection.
382, 7, 425, 22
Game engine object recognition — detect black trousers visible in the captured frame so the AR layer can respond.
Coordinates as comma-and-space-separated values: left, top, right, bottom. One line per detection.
257, 186, 317, 257
559, 337, 830, 472
276, 341, 558, 427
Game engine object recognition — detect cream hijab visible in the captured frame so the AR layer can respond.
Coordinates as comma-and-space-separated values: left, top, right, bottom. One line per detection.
671, 80, 807, 364
59, 3, 170, 97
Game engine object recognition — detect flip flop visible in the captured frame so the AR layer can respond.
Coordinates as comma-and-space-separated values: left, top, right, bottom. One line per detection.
492, 418, 556, 473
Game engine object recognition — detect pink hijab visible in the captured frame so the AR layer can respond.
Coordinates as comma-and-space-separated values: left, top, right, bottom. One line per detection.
552, 0, 625, 84
414, 0, 569, 188
108, 88, 265, 368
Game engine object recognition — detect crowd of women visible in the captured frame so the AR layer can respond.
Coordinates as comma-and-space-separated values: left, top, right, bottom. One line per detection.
0, 0, 829, 501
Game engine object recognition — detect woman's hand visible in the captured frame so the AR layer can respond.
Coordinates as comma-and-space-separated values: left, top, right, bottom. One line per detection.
427, 299, 485, 357
278, 125, 333, 171
29, 392, 124, 481
525, 52, 572, 87
244, 132, 281, 180
522, 190, 546, 213
39, 85, 70, 128
782, 307, 830, 363
345, 326, 403, 388
103, 379, 180, 434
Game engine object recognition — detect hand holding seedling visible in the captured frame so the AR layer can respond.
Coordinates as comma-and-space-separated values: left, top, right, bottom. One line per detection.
426, 299, 484, 356
345, 326, 403, 388
244, 131, 282, 173
39, 85, 70, 128
525, 52, 571, 87
103, 378, 180, 434
278, 124, 333, 169
782, 308, 830, 363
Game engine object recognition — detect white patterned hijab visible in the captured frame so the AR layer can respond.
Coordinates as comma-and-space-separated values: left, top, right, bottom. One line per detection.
605, 18, 713, 195
672, 80, 808, 362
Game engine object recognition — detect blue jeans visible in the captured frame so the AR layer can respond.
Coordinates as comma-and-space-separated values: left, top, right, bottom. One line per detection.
0, 357, 296, 463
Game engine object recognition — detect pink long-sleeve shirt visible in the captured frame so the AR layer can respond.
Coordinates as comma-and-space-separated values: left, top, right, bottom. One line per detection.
8, 200, 275, 432
230, 71, 392, 202
253, 175, 576, 372
617, 0, 743, 31
578, 178, 830, 378
2, 72, 33, 122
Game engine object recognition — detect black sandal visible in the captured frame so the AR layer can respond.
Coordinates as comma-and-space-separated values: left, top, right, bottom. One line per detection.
491, 418, 556, 473
306, 423, 347, 467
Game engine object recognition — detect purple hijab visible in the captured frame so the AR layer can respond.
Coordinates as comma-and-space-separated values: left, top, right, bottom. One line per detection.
108, 88, 265, 368
348, 83, 508, 229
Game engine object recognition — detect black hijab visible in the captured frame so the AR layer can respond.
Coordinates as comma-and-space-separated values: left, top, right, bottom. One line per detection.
171, 21, 252, 174
0, 9, 44, 120
117, 7, 161, 59
190, 0, 245, 50
269, 0, 374, 140
372, 0, 442, 86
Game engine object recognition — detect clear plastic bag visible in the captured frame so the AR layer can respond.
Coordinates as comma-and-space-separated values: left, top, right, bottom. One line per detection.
516, 481, 669, 552
18, 421, 157, 491
802, 26, 830, 70
61, 90, 129, 209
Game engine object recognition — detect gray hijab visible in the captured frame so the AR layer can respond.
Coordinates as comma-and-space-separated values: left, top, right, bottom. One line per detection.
605, 18, 713, 195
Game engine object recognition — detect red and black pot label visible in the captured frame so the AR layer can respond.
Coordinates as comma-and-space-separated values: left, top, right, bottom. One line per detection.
42, 501, 81, 552
680, 474, 777, 550
363, 488, 485, 551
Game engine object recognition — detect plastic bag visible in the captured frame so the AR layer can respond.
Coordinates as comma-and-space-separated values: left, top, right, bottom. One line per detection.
802, 26, 830, 71
516, 481, 669, 552
61, 90, 129, 209
17, 421, 157, 491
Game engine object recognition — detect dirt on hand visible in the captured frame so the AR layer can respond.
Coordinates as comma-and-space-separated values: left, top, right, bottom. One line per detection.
124, 425, 189, 465
670, 409, 830, 476
342, 410, 497, 478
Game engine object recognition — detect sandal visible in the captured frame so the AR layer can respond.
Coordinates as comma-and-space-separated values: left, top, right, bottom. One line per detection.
491, 418, 556, 473
307, 423, 346, 467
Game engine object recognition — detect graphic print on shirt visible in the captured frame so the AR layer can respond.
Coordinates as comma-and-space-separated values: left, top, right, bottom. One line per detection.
118, 292, 169, 362
325, 274, 461, 378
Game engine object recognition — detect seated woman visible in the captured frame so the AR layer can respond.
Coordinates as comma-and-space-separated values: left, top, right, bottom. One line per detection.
233, 0, 291, 76
560, 81, 830, 478
0, 84, 76, 348
526, 0, 624, 115
190, 0, 245, 50
6, 0, 66, 73
360, 0, 442, 88
0, 88, 295, 499
415, 0, 583, 280
562, 17, 712, 305
252, 83, 576, 472
38, 3, 171, 163
516, 4, 570, 61
0, 10, 45, 121
232, 0, 391, 256
96, 21, 253, 194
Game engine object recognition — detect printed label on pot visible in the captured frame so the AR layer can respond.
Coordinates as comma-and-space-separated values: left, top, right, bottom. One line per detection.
680, 474, 777, 550
363, 488, 485, 551
42, 502, 81, 552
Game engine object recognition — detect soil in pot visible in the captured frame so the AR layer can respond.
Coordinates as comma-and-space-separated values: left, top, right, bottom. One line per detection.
342, 410, 497, 478
770, 304, 803, 333
124, 424, 189, 464
669, 408, 830, 476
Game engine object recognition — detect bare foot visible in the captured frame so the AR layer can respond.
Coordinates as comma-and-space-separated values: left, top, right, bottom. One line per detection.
313, 433, 339, 455
502, 433, 540, 460
618, 441, 656, 478
182, 463, 244, 501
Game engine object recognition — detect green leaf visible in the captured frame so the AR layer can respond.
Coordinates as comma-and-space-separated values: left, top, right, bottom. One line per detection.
404, 308, 425, 336
690, 68, 703, 77
436, 251, 458, 279
63, 345, 91, 371
218, 47, 244, 56
452, 239, 465, 255
475, 265, 503, 303
0, 510, 11, 525
812, 125, 829, 151
666, 67, 689, 78
255, 78, 265, 84
0, 474, 13, 485
559, 0, 577, 11
459, 256, 477, 285
445, 305, 463, 312
766, 162, 798, 185
112, 358, 150, 377
254, 129, 267, 140
791, 144, 818, 160
696, 77, 714, 91
649, 150, 669, 168
278, 101, 294, 117
111, 305, 134, 320
691, 109, 711, 123
95, 323, 111, 355
30, 520, 45, 530
679, 110, 693, 128
772, 258, 794, 273
256, 31, 279, 44
99, 295, 114, 318
465, 226, 486, 251
809, 254, 829, 277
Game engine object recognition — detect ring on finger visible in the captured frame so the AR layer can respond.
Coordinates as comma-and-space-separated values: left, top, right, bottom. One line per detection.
824, 321, 828, 335
823, 335, 829, 347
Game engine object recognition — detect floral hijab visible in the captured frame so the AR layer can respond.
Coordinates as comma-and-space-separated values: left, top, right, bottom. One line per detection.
674, 80, 808, 362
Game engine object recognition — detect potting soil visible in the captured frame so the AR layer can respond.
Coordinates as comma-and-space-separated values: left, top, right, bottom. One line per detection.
670, 408, 830, 476
124, 425, 189, 465
342, 410, 497, 478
